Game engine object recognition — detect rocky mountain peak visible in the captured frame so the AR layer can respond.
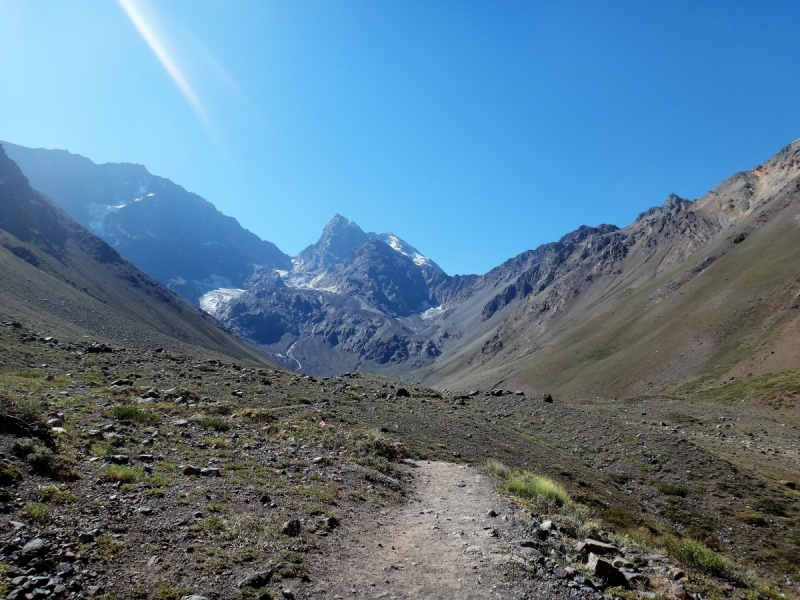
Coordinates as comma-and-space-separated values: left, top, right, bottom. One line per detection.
295, 214, 369, 273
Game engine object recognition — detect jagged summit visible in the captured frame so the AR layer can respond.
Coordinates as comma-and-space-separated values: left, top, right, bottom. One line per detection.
294, 214, 370, 273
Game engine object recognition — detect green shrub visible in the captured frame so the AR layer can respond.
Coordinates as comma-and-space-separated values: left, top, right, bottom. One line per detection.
197, 416, 231, 432
13, 439, 73, 478
35, 485, 76, 504
14, 371, 41, 379
96, 535, 126, 561
736, 512, 767, 526
200, 517, 225, 532
755, 496, 787, 516
609, 473, 630, 485
111, 405, 159, 424
601, 507, 636, 529
505, 472, 571, 506
0, 461, 23, 485
656, 482, 689, 497
482, 459, 512, 480
24, 502, 50, 523
666, 538, 731, 577
99, 464, 145, 483
1, 394, 52, 442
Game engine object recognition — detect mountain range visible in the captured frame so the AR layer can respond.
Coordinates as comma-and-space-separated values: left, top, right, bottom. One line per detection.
3, 139, 799, 400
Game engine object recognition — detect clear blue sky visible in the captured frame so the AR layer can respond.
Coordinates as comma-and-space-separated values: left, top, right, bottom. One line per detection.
1, 1, 799, 275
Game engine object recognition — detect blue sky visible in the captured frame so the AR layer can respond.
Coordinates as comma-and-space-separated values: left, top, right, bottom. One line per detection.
1, 1, 799, 275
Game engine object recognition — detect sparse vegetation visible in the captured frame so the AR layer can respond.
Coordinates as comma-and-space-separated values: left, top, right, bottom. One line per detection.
99, 464, 145, 483
656, 482, 689, 497
35, 484, 76, 504
196, 416, 231, 432
111, 405, 159, 424
12, 438, 74, 478
736, 512, 767, 526
0, 461, 23, 485
481, 458, 512, 480
666, 538, 732, 578
505, 472, 571, 506
24, 502, 50, 523
96, 535, 126, 561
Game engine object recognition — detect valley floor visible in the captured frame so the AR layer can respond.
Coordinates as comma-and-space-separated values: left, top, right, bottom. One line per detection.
0, 319, 797, 600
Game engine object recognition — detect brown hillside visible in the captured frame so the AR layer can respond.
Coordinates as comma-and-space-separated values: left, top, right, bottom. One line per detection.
424, 140, 800, 402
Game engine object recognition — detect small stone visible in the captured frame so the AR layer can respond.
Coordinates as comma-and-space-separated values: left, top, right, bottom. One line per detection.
46, 418, 63, 427
540, 520, 553, 531
183, 465, 201, 476
282, 590, 295, 600
282, 519, 302, 537
486, 509, 498, 518
586, 553, 629, 588
78, 532, 95, 543
21, 538, 48, 558
580, 538, 619, 556
200, 467, 220, 477
173, 419, 189, 427
670, 583, 687, 599
138, 454, 155, 462
238, 568, 273, 589
181, 596, 209, 600
108, 454, 129, 465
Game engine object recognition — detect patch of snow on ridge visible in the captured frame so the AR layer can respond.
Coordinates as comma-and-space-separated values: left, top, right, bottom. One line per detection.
199, 288, 246, 316
377, 233, 432, 267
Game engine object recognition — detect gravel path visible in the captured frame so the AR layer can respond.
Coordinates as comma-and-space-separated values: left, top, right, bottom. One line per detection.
309, 461, 560, 599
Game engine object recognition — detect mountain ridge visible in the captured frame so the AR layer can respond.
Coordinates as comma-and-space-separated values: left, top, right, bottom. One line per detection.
0, 143, 277, 366
5, 137, 800, 400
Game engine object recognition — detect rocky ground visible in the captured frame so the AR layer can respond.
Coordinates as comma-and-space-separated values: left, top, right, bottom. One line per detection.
0, 320, 797, 600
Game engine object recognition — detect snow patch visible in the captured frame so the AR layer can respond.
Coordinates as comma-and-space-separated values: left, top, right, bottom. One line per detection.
420, 305, 446, 320
376, 233, 432, 267
199, 288, 246, 315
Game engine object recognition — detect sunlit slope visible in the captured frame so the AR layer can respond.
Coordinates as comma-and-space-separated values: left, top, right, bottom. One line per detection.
428, 160, 800, 398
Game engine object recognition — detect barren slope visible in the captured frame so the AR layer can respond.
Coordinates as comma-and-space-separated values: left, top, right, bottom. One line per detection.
422, 140, 800, 399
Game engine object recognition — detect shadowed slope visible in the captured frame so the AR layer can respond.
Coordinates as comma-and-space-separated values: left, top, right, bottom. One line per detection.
0, 144, 277, 365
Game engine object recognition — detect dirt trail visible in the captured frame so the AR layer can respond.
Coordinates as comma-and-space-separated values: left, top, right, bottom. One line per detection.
309, 461, 551, 599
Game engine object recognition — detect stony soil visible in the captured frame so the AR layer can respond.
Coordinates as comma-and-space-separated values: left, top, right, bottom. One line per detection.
0, 320, 797, 600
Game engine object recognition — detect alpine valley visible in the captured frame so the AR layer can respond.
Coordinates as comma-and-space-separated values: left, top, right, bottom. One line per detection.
5, 139, 800, 402
1, 139, 799, 599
